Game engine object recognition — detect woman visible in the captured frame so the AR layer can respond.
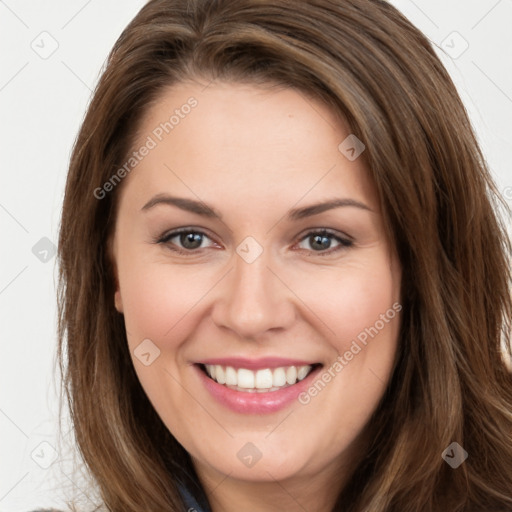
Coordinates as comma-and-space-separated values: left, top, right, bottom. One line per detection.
56, 0, 512, 510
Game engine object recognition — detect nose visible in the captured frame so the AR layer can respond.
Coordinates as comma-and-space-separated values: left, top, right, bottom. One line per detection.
210, 248, 296, 339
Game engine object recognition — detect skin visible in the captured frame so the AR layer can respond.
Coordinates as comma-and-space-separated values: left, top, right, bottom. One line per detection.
111, 81, 402, 512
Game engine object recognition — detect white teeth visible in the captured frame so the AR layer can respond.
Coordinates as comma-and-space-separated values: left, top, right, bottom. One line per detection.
286, 366, 297, 385
225, 366, 237, 385
273, 367, 287, 387
206, 364, 216, 380
216, 366, 226, 384
203, 364, 315, 391
237, 368, 255, 388
255, 369, 273, 389
297, 365, 310, 381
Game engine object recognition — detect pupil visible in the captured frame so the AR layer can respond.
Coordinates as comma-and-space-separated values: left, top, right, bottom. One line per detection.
311, 234, 330, 251
181, 232, 202, 249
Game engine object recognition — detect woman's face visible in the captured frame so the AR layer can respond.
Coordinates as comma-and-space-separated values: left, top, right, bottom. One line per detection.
111, 81, 402, 491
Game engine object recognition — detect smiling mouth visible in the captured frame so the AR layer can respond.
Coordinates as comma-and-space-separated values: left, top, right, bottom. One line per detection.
198, 363, 322, 393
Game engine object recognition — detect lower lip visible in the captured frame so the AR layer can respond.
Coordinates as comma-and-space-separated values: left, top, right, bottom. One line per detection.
195, 364, 322, 414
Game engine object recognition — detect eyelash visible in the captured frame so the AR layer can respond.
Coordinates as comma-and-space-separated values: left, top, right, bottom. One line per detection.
155, 227, 353, 257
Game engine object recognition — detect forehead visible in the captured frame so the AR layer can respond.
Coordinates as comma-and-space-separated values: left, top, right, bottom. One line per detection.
121, 81, 377, 211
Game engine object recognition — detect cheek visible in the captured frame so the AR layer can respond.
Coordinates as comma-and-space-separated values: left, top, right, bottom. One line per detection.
292, 256, 399, 349
118, 256, 214, 345
289, 258, 400, 451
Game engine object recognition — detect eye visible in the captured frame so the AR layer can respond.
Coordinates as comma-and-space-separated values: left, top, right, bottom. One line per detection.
295, 229, 353, 255
156, 228, 217, 254
156, 227, 353, 256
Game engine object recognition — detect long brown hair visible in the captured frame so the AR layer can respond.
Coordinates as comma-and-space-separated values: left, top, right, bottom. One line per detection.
57, 0, 512, 510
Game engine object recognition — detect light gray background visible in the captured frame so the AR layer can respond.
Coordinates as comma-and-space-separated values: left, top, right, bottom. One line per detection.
1, 1, 511, 510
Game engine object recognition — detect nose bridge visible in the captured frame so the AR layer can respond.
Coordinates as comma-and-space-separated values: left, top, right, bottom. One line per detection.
211, 245, 295, 338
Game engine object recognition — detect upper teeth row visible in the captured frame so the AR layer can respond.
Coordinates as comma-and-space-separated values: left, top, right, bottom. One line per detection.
205, 364, 313, 390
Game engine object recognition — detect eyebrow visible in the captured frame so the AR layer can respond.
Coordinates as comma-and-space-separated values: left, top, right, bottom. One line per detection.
141, 194, 372, 220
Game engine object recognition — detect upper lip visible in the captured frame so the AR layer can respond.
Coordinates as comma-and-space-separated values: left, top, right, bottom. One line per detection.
196, 357, 321, 370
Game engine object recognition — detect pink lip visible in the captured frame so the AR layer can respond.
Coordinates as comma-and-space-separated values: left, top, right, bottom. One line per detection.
198, 357, 317, 370
194, 363, 322, 414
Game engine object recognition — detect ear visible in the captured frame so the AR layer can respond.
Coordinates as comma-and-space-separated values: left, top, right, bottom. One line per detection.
108, 234, 124, 314
114, 288, 124, 314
